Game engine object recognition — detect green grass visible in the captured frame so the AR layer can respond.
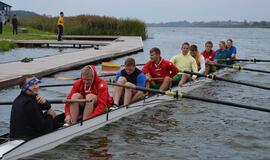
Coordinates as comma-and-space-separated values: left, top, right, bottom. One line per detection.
0, 25, 55, 51
1, 25, 55, 40
0, 40, 17, 51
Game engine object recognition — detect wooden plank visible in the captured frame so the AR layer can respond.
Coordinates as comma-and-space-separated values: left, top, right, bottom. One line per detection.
13, 40, 109, 48
0, 36, 143, 90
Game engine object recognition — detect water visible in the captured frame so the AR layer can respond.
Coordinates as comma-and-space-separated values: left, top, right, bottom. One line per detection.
0, 48, 82, 64
1, 27, 270, 159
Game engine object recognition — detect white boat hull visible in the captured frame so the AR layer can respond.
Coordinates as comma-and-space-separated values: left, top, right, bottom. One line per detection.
0, 68, 235, 160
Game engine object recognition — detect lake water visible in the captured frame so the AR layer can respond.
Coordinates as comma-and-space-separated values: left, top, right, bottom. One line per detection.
1, 27, 270, 160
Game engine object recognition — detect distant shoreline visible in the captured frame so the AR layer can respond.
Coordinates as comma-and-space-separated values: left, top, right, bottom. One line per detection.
147, 26, 270, 28
147, 20, 270, 28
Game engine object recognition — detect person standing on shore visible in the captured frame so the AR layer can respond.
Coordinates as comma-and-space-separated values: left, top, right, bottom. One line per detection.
57, 12, 64, 41
0, 13, 3, 34
11, 14, 18, 35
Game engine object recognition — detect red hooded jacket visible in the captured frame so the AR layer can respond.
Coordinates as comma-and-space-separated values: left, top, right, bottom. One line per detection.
64, 65, 113, 119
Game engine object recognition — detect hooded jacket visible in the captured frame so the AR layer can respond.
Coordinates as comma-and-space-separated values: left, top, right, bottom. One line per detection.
64, 65, 113, 119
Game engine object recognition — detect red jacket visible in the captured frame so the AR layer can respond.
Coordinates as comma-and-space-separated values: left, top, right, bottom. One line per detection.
64, 65, 113, 119
142, 57, 180, 83
201, 50, 215, 61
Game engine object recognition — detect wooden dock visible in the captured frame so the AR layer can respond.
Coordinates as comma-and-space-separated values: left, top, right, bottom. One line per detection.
0, 36, 143, 90
13, 40, 110, 48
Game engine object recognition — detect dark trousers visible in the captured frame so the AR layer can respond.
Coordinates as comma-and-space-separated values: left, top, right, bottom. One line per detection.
0, 22, 2, 34
57, 25, 63, 41
12, 25, 17, 35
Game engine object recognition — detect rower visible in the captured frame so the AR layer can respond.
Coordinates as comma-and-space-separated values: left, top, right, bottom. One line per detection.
112, 57, 146, 107
226, 38, 237, 60
189, 44, 205, 75
64, 65, 113, 124
201, 41, 216, 74
170, 42, 198, 87
214, 41, 231, 65
142, 47, 179, 91
10, 75, 57, 139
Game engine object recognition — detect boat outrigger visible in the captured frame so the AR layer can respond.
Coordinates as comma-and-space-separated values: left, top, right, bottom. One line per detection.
0, 66, 259, 160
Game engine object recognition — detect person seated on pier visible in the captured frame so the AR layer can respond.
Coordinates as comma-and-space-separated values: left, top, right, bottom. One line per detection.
112, 57, 146, 107
10, 75, 57, 139
226, 38, 237, 60
214, 41, 231, 65
64, 65, 113, 124
189, 44, 205, 75
201, 41, 216, 75
142, 47, 179, 91
170, 42, 198, 87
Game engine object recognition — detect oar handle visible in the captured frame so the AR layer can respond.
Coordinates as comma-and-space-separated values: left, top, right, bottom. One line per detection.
40, 83, 73, 88
235, 59, 270, 63
120, 63, 144, 67
0, 99, 92, 105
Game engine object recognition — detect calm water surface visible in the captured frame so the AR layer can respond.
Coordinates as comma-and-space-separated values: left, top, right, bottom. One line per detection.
0, 27, 270, 160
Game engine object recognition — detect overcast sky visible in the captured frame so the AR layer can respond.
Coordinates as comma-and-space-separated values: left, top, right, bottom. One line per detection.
2, 0, 270, 23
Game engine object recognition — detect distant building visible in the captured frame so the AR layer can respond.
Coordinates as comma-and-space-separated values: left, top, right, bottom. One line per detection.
0, 1, 12, 23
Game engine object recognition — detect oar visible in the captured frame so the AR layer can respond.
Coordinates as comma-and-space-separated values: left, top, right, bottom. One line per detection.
41, 83, 73, 88
213, 63, 270, 74
40, 77, 166, 88
182, 71, 270, 91
0, 99, 91, 105
107, 82, 270, 113
55, 73, 116, 81
220, 59, 270, 63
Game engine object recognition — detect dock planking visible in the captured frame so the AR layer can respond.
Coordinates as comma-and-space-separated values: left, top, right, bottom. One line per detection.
13, 40, 109, 48
0, 36, 143, 90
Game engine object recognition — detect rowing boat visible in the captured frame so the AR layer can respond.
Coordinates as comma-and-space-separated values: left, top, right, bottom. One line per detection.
0, 67, 237, 160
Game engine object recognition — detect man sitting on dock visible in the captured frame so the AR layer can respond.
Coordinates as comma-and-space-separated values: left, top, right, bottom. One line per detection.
142, 47, 179, 91
112, 58, 146, 107
10, 75, 57, 139
64, 65, 113, 124
170, 42, 198, 87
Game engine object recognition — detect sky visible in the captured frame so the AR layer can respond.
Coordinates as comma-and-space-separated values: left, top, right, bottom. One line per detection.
2, 0, 270, 23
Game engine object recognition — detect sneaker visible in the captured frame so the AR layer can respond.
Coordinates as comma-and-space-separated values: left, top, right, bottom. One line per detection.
110, 104, 119, 111
63, 123, 70, 127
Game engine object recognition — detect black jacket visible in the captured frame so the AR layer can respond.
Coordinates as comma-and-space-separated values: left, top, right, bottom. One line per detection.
10, 92, 54, 139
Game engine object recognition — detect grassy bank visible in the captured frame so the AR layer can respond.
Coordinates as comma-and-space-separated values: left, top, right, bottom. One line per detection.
1, 25, 55, 40
0, 40, 17, 51
0, 25, 55, 51
21, 15, 147, 39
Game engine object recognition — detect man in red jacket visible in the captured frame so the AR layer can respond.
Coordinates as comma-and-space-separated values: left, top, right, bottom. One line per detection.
142, 47, 180, 91
64, 65, 113, 124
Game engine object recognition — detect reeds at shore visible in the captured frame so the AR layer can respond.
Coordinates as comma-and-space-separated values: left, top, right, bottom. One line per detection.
21, 15, 147, 39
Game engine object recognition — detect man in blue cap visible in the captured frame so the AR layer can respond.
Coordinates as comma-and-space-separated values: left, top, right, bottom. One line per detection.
10, 75, 57, 139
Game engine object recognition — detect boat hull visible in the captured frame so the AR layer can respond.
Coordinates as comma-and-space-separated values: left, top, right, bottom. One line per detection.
0, 67, 235, 160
